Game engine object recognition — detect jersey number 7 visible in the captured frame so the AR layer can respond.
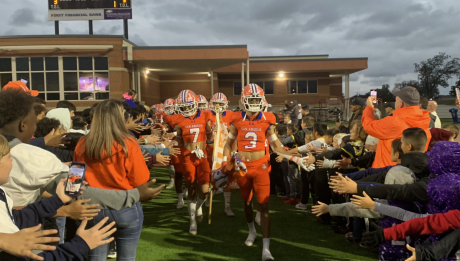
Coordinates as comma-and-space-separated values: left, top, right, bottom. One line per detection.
190, 128, 200, 143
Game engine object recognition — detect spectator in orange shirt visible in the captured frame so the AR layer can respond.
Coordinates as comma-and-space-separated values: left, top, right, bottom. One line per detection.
361, 86, 431, 168
74, 99, 150, 260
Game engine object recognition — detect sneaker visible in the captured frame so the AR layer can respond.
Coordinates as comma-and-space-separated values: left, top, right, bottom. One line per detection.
214, 188, 223, 195
277, 194, 287, 198
224, 206, 235, 217
176, 200, 184, 209
284, 198, 299, 205
107, 242, 116, 259
295, 203, 308, 210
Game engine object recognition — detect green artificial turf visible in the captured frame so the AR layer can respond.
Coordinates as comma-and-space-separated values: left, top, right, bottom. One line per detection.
133, 168, 377, 261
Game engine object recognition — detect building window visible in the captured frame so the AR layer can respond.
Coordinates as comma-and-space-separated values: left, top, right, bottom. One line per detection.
0, 58, 12, 89
241, 81, 274, 95
0, 57, 109, 101
287, 80, 318, 94
233, 81, 242, 95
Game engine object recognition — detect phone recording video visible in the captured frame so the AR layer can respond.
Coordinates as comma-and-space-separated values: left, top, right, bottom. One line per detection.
370, 90, 377, 104
65, 162, 86, 196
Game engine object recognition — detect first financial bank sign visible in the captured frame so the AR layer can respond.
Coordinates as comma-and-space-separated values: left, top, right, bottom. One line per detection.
49, 9, 132, 21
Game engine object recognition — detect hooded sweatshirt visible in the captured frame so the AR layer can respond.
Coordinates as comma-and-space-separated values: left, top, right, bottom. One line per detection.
47, 108, 71, 131
361, 105, 431, 168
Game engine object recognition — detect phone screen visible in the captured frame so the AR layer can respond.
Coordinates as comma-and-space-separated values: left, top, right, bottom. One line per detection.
371, 90, 377, 104
456, 88, 460, 102
65, 162, 86, 196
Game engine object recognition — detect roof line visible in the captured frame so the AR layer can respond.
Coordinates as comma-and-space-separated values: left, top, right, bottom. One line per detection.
250, 57, 369, 63
250, 54, 329, 59
0, 34, 128, 40
133, 45, 248, 50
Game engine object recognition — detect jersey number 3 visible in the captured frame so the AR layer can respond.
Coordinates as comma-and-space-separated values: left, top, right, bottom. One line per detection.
190, 128, 200, 143
244, 132, 257, 149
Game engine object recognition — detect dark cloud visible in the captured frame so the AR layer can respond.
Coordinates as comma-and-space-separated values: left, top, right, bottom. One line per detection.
0, 0, 459, 95
9, 8, 41, 26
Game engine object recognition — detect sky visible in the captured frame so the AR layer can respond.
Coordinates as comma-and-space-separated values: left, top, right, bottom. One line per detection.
1, 0, 460, 95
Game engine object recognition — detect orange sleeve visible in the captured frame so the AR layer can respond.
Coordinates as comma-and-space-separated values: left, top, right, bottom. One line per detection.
124, 139, 150, 188
361, 106, 400, 140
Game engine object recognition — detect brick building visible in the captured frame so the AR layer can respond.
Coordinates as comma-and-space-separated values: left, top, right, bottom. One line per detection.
0, 35, 367, 112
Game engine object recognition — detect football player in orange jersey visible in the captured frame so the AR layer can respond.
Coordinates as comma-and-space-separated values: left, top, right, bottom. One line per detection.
161, 99, 184, 203
207, 92, 237, 217
175, 90, 213, 235
163, 99, 190, 209
196, 95, 209, 111
223, 84, 309, 261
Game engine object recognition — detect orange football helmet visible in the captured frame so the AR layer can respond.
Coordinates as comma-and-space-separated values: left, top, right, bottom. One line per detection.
241, 84, 265, 112
163, 98, 176, 115
177, 90, 198, 117
196, 94, 208, 111
210, 92, 229, 112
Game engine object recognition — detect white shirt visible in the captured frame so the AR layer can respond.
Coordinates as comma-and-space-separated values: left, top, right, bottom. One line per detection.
431, 111, 442, 128
2, 142, 69, 207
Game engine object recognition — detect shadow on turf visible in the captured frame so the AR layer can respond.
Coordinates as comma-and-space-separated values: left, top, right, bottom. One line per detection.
137, 172, 377, 261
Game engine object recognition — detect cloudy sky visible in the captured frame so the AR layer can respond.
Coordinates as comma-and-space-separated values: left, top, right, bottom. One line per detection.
1, 0, 460, 95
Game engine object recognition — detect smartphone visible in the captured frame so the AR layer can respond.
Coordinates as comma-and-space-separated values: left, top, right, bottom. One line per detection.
456, 88, 460, 102
65, 162, 87, 197
371, 90, 377, 104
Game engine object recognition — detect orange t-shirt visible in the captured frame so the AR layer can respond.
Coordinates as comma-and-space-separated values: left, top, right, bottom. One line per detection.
74, 137, 150, 190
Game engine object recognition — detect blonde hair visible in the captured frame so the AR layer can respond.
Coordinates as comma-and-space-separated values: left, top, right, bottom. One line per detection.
0, 134, 10, 161
333, 133, 348, 142
305, 132, 314, 143
83, 100, 132, 163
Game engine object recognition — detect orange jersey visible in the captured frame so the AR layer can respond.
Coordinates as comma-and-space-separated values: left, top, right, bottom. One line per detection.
176, 110, 211, 143
230, 111, 276, 153
165, 113, 184, 130
209, 110, 233, 129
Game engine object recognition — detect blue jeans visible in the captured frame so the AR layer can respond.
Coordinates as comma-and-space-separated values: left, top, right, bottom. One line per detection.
88, 202, 144, 261
55, 217, 66, 244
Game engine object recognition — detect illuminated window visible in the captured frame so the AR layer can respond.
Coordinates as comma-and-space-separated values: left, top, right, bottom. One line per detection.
1, 57, 109, 101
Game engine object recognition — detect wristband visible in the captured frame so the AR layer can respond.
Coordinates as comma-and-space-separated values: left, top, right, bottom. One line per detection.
143, 138, 148, 145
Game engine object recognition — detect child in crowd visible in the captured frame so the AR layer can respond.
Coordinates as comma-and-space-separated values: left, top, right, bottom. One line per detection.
34, 103, 47, 121
0, 134, 117, 261
275, 124, 291, 200
47, 108, 71, 134
69, 116, 88, 135
283, 113, 292, 124
56, 100, 76, 117
443, 124, 459, 141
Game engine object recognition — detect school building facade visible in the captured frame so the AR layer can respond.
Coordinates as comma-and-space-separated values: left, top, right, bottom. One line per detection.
0, 35, 368, 112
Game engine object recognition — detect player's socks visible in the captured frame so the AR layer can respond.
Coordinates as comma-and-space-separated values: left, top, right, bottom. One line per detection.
176, 193, 184, 209
255, 211, 261, 226
224, 192, 234, 217
245, 222, 257, 246
196, 196, 207, 222
187, 200, 197, 235
166, 177, 175, 189
262, 238, 274, 260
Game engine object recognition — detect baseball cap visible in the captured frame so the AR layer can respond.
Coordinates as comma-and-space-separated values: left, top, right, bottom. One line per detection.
384, 102, 395, 109
392, 86, 420, 106
2, 81, 39, 96
350, 97, 365, 107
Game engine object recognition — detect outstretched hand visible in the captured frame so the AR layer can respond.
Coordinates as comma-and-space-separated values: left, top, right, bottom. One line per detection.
311, 201, 329, 217
76, 217, 116, 250
138, 179, 165, 202
0, 225, 60, 261
350, 191, 375, 210
328, 173, 358, 194
405, 244, 416, 261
